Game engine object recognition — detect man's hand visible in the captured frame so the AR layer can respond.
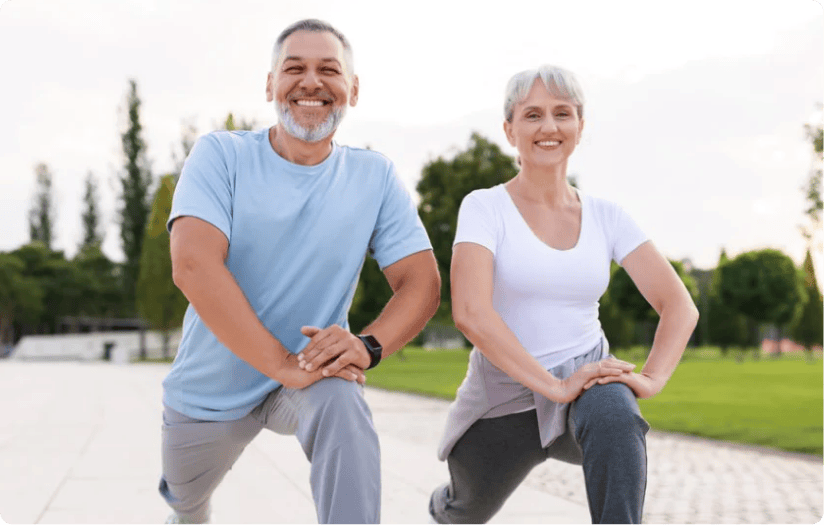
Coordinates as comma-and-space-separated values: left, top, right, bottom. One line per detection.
277, 352, 366, 389
298, 325, 371, 377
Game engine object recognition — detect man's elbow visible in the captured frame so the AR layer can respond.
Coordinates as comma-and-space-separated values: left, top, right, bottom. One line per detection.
171, 252, 200, 295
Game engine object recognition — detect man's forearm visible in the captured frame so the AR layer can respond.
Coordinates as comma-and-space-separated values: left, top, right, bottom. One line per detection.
175, 260, 289, 379
360, 267, 440, 357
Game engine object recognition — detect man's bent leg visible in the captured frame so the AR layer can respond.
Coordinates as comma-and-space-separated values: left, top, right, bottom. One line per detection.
569, 383, 649, 524
265, 378, 380, 524
159, 405, 263, 523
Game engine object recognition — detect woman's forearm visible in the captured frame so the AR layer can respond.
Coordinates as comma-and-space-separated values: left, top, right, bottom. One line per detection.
455, 307, 565, 401
641, 299, 699, 386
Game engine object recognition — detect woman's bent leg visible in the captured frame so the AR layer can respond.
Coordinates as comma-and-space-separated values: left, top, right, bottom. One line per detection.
430, 409, 546, 524
569, 383, 649, 524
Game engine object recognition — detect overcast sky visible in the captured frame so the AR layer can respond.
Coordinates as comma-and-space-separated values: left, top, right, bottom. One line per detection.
0, 0, 821, 275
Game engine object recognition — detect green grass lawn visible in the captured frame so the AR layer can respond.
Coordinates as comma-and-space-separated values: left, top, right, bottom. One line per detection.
367, 346, 824, 456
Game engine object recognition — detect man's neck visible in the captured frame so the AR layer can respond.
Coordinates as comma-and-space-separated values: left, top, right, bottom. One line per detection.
269, 125, 334, 166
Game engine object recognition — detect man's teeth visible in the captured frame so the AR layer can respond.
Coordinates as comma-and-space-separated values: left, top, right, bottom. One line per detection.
295, 100, 325, 106
536, 140, 561, 146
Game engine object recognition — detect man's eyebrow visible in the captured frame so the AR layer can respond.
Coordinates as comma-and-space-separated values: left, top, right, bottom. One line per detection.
282, 56, 342, 65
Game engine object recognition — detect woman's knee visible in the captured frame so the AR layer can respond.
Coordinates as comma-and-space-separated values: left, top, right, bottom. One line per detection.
571, 383, 649, 439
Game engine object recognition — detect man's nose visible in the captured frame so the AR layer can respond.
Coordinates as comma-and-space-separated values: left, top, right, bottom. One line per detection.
299, 69, 323, 90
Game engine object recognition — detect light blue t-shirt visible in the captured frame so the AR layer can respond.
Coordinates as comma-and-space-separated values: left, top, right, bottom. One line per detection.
163, 128, 432, 421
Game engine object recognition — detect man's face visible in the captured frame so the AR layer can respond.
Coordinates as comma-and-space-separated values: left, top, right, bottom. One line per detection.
266, 30, 359, 142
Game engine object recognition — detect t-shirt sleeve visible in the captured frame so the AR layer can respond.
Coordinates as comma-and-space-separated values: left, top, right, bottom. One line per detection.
369, 163, 433, 269
611, 202, 648, 265
453, 191, 498, 256
167, 133, 234, 241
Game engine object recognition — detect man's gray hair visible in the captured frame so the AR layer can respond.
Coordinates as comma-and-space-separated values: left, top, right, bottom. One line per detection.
504, 65, 585, 122
271, 19, 354, 76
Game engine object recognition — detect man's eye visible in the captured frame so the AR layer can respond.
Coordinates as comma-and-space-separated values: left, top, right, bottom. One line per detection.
322, 68, 340, 74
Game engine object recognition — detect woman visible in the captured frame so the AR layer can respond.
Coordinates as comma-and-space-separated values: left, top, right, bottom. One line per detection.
428, 65, 699, 524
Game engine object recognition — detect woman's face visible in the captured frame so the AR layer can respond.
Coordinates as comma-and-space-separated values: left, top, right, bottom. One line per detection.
504, 79, 584, 170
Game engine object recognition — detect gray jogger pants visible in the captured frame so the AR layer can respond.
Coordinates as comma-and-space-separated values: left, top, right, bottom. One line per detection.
430, 382, 649, 524
159, 377, 381, 523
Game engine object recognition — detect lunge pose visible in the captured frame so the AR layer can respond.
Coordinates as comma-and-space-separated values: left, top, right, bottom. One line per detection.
429, 65, 698, 524
159, 19, 440, 524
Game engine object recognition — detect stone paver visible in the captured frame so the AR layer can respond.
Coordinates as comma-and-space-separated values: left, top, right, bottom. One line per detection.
0, 362, 821, 524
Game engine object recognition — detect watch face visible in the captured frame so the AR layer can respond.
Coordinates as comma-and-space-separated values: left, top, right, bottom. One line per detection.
361, 335, 381, 351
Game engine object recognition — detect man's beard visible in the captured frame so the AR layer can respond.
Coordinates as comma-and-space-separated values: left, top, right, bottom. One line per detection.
276, 101, 346, 143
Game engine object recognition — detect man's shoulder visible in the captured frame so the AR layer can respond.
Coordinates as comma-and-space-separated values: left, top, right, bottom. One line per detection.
201, 128, 266, 149
337, 144, 394, 172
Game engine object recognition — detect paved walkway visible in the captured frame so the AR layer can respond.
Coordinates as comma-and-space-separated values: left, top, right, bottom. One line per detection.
0, 362, 821, 524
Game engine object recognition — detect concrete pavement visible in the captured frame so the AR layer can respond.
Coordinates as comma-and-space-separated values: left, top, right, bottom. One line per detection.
0, 361, 821, 524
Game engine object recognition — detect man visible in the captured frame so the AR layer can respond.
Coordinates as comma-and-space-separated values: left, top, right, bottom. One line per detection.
159, 19, 440, 524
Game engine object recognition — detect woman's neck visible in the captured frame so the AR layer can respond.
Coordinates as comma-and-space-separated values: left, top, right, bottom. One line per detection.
509, 161, 577, 208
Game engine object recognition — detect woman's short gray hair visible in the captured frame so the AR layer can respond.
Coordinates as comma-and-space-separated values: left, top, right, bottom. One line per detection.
504, 65, 585, 122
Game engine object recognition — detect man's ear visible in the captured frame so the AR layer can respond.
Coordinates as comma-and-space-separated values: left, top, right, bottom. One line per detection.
349, 74, 359, 107
265, 72, 274, 103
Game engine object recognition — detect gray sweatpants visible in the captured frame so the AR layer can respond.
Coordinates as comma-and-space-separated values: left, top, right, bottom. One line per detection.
159, 377, 381, 524
430, 382, 649, 524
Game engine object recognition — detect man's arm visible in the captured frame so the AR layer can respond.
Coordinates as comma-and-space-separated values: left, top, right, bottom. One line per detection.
298, 249, 440, 375
170, 216, 365, 388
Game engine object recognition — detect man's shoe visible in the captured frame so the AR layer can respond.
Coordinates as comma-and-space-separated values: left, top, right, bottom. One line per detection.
163, 514, 209, 525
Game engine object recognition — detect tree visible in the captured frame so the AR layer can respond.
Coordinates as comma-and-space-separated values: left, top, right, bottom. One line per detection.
136, 175, 189, 359
706, 249, 748, 355
79, 171, 103, 251
790, 249, 823, 359
171, 119, 198, 178
0, 253, 44, 346
416, 132, 518, 321
801, 121, 822, 246
74, 245, 126, 318
28, 163, 55, 249
717, 249, 807, 349
598, 262, 636, 350
609, 259, 698, 347
118, 79, 154, 314
222, 112, 255, 131
10, 243, 86, 334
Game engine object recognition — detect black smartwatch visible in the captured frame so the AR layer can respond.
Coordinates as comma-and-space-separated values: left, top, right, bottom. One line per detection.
357, 334, 383, 370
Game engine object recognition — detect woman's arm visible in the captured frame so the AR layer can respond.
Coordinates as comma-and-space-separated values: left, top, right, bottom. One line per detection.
588, 241, 699, 397
451, 242, 635, 403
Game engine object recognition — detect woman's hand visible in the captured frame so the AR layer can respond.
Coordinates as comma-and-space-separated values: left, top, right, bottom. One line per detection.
583, 370, 665, 399
551, 357, 636, 403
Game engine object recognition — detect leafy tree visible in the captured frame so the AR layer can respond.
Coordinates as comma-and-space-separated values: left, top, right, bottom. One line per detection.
790, 249, 823, 358
416, 132, 518, 321
136, 175, 188, 358
74, 245, 126, 318
717, 249, 807, 348
79, 171, 103, 251
609, 259, 698, 346
118, 79, 154, 315
706, 249, 748, 355
28, 163, 55, 248
171, 120, 199, 178
10, 243, 87, 334
0, 253, 44, 346
801, 121, 822, 245
599, 262, 636, 350
222, 113, 255, 131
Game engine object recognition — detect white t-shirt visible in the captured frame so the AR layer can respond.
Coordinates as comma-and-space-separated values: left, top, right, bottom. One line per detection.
453, 184, 648, 370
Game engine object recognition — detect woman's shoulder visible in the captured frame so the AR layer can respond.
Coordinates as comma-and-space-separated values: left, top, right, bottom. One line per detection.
463, 184, 508, 207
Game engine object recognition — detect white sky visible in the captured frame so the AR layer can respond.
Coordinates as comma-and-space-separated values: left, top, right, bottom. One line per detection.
0, 0, 822, 274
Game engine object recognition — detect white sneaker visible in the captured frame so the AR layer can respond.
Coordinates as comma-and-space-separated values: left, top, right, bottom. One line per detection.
163, 514, 209, 525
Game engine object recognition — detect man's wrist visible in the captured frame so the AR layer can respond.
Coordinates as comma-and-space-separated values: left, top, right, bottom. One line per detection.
357, 334, 383, 370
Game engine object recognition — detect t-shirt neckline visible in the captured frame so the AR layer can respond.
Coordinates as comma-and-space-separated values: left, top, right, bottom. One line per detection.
498, 183, 585, 252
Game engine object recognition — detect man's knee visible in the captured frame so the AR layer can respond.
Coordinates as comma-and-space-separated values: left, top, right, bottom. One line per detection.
298, 378, 378, 451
